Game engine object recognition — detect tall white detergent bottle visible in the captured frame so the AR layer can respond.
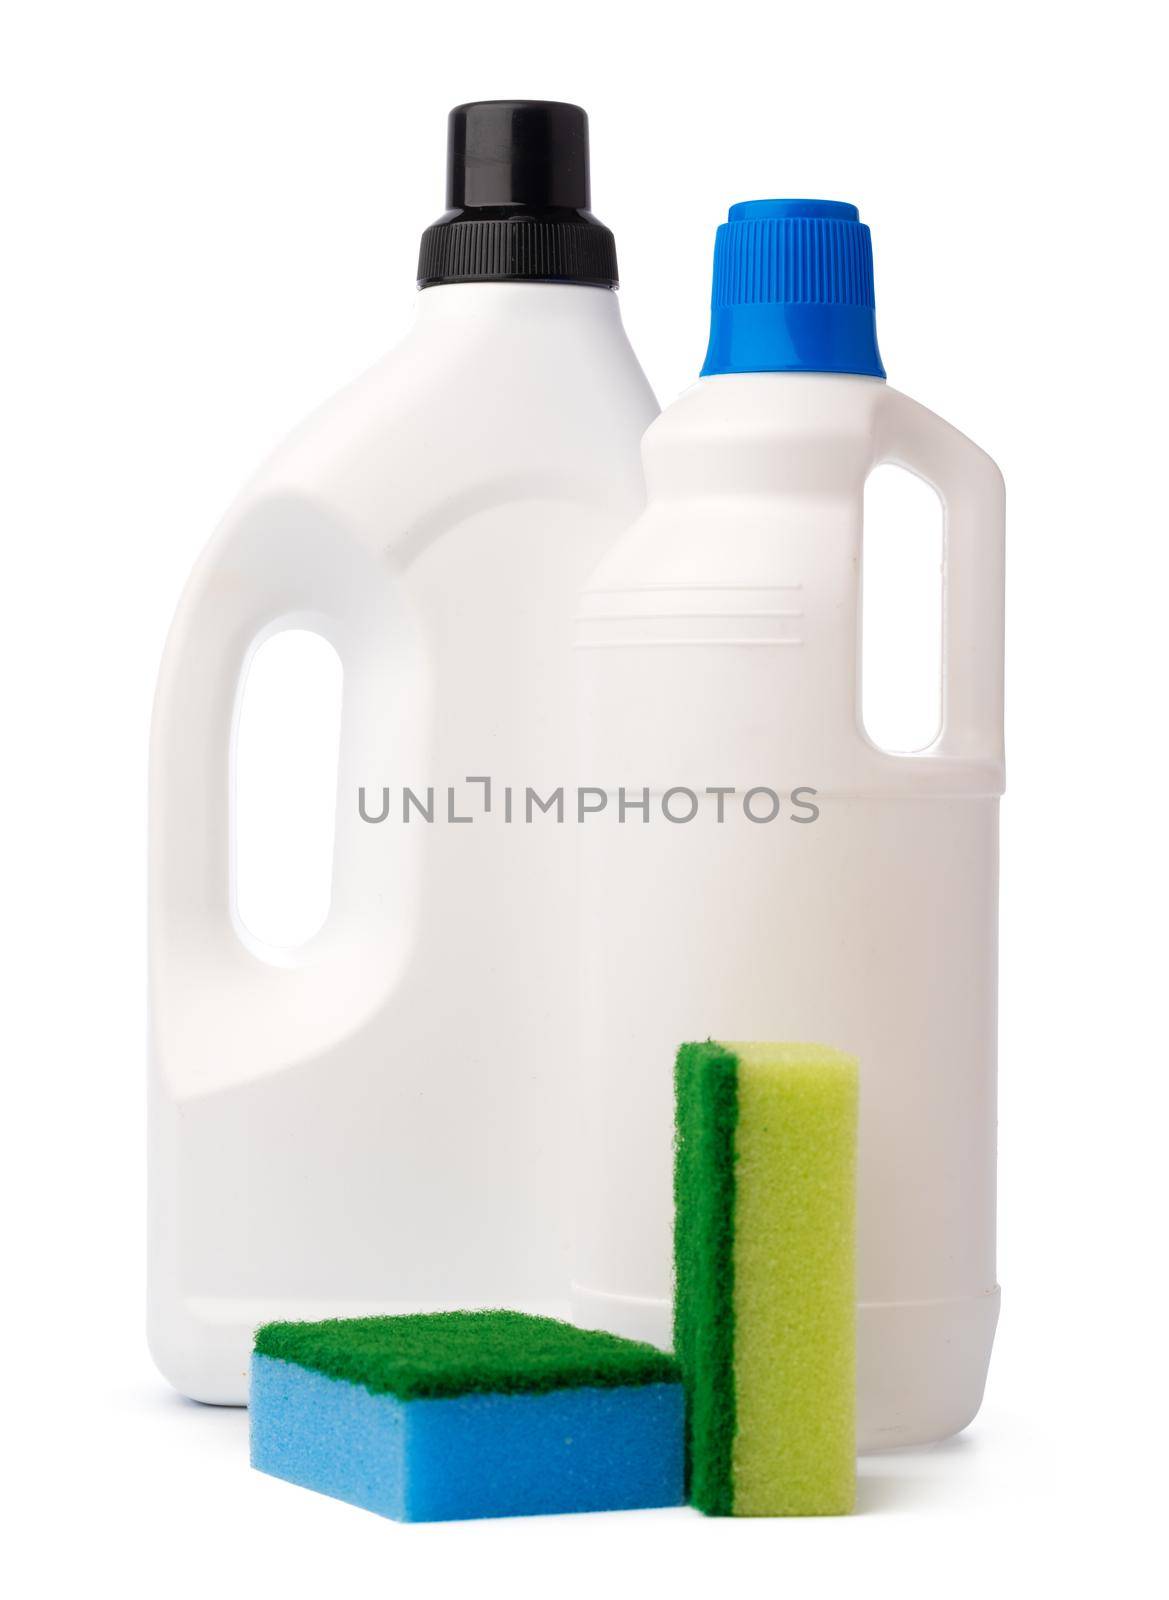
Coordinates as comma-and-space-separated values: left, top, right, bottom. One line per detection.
149, 102, 657, 1403
572, 200, 1004, 1449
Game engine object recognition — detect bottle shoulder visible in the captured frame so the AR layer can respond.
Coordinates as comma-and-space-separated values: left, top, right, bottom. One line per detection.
585, 375, 1001, 596
637, 373, 998, 496
646, 371, 886, 438
216, 292, 656, 530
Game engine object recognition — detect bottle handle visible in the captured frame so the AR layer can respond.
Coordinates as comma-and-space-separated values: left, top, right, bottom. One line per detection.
150, 490, 416, 1095
872, 387, 1005, 779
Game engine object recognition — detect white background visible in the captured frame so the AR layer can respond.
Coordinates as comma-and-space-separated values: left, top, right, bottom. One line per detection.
4, 2, 1167, 1595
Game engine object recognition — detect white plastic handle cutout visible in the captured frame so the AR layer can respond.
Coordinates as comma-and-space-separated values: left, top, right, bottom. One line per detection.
233, 628, 343, 952
861, 463, 944, 754
874, 388, 1006, 775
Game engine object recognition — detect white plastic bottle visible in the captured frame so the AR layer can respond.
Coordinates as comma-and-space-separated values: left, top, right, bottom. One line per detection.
572, 200, 1004, 1449
149, 102, 657, 1403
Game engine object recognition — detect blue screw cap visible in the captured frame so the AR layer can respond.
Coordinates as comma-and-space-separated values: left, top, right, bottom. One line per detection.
701, 199, 885, 379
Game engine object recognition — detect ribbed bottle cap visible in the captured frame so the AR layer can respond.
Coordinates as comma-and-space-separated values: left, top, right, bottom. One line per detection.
417, 102, 619, 289
701, 200, 885, 378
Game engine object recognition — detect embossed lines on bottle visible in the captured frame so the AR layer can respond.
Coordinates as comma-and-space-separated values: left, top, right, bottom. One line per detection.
577, 585, 805, 647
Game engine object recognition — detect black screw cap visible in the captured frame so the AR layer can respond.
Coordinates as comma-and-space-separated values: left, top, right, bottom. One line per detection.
417, 101, 619, 289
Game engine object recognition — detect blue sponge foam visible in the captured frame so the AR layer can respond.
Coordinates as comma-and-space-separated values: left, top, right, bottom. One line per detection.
251, 1354, 685, 1521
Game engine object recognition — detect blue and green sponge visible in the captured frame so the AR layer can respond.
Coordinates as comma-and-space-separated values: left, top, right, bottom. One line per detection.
251, 1310, 684, 1521
674, 1040, 858, 1517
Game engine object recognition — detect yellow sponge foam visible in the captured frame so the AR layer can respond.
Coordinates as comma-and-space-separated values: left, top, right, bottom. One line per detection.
674, 1040, 858, 1516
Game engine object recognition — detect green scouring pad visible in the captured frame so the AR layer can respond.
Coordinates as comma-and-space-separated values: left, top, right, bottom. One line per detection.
674, 1040, 858, 1516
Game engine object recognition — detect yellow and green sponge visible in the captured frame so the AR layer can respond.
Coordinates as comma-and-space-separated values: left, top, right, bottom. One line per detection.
674, 1040, 858, 1516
